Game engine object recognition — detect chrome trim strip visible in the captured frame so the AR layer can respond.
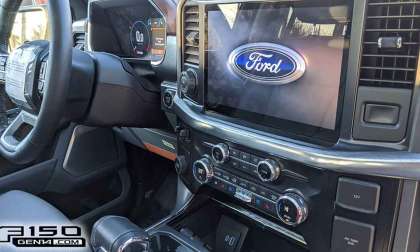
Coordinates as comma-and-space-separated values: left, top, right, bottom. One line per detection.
213, 198, 307, 246
174, 96, 420, 180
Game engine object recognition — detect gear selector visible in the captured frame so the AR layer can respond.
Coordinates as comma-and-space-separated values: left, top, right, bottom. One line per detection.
91, 216, 150, 252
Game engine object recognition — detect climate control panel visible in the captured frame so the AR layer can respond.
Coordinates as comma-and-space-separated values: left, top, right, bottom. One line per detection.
192, 154, 308, 226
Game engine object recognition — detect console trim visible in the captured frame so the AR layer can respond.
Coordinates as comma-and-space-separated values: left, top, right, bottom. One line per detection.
174, 96, 420, 180
213, 198, 307, 246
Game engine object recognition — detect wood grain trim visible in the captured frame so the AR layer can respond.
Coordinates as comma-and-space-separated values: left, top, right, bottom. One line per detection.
144, 142, 177, 161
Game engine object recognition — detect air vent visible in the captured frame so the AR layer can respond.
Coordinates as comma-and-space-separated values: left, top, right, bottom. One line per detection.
183, 5, 200, 65
359, 0, 420, 89
72, 20, 87, 51
73, 33, 86, 50
0, 55, 7, 83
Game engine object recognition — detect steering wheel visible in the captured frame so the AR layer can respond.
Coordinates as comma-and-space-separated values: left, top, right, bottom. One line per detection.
0, 1, 73, 164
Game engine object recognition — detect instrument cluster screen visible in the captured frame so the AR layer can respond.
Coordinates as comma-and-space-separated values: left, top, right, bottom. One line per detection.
205, 1, 352, 142
105, 5, 166, 62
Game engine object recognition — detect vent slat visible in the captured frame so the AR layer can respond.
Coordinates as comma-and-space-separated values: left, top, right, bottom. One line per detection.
73, 32, 85, 50
359, 0, 420, 89
183, 5, 200, 66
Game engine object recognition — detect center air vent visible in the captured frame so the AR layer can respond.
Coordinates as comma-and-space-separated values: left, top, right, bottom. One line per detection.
359, 0, 420, 89
183, 5, 200, 66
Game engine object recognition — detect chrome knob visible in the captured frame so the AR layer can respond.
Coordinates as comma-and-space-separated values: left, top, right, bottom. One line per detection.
256, 159, 281, 182
211, 143, 229, 164
277, 192, 308, 226
180, 69, 197, 96
192, 157, 214, 184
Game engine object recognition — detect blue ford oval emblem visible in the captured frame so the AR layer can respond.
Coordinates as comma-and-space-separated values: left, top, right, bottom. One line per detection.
228, 43, 306, 85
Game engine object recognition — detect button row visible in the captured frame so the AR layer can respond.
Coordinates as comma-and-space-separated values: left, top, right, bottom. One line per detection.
230, 147, 263, 165
213, 168, 280, 202
211, 175, 278, 217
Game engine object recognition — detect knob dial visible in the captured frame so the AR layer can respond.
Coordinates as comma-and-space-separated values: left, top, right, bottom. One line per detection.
256, 159, 281, 182
192, 157, 214, 184
175, 155, 187, 175
180, 69, 197, 96
211, 143, 229, 164
277, 192, 308, 226
162, 90, 174, 108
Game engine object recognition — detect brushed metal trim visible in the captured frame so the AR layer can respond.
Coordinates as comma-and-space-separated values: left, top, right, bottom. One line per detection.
213, 198, 307, 246
174, 96, 420, 180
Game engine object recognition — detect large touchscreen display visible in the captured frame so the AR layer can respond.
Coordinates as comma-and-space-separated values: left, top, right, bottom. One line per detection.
206, 2, 352, 140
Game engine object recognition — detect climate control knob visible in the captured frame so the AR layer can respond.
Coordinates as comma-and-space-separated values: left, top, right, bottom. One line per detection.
277, 192, 308, 226
256, 159, 281, 182
211, 143, 229, 164
192, 157, 214, 184
180, 69, 197, 96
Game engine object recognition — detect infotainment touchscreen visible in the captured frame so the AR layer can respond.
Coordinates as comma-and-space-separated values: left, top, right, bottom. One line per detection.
205, 1, 352, 143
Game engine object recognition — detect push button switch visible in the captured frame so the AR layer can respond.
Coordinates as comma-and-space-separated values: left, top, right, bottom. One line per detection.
331, 216, 375, 252
336, 178, 380, 214
364, 103, 399, 125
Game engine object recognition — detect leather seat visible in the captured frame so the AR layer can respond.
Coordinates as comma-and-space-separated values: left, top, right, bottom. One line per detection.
0, 190, 91, 252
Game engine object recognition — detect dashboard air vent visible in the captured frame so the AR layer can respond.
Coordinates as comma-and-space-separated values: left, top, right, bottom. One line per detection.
359, 0, 420, 89
72, 20, 87, 51
73, 33, 86, 50
183, 5, 200, 66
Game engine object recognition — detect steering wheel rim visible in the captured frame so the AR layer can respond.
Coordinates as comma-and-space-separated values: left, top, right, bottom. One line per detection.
0, 1, 73, 164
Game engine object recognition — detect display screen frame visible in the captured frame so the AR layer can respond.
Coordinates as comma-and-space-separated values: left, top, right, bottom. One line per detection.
203, 1, 354, 145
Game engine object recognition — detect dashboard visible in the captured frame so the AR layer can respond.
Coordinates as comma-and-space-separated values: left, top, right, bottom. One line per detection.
88, 0, 167, 64
83, 0, 420, 251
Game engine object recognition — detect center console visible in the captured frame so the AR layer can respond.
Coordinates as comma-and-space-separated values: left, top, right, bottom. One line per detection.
161, 0, 420, 251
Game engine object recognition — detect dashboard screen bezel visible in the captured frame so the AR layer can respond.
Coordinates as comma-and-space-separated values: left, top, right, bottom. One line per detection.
203, 1, 353, 146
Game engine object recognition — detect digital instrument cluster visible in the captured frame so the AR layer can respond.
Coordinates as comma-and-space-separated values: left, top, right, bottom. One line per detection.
129, 17, 166, 61
89, 1, 167, 64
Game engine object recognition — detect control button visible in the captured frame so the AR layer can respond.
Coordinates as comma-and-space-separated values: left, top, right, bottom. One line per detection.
254, 196, 277, 215
212, 143, 230, 164
277, 192, 308, 226
256, 159, 281, 182
336, 177, 380, 214
268, 192, 280, 202
239, 162, 251, 172
364, 103, 400, 125
257, 187, 269, 198
230, 160, 240, 169
214, 170, 222, 177
192, 157, 214, 184
238, 180, 249, 189
230, 148, 241, 158
162, 90, 174, 108
175, 156, 188, 175
180, 69, 197, 96
234, 188, 252, 203
331, 216, 374, 252
250, 155, 262, 165
248, 184, 258, 193
239, 152, 251, 162
222, 174, 231, 181
227, 185, 236, 195
230, 176, 239, 184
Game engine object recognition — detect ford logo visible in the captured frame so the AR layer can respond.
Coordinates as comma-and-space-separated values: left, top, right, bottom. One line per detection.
228, 43, 306, 85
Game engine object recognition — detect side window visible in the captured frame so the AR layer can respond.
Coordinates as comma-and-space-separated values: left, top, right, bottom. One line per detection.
8, 4, 49, 52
